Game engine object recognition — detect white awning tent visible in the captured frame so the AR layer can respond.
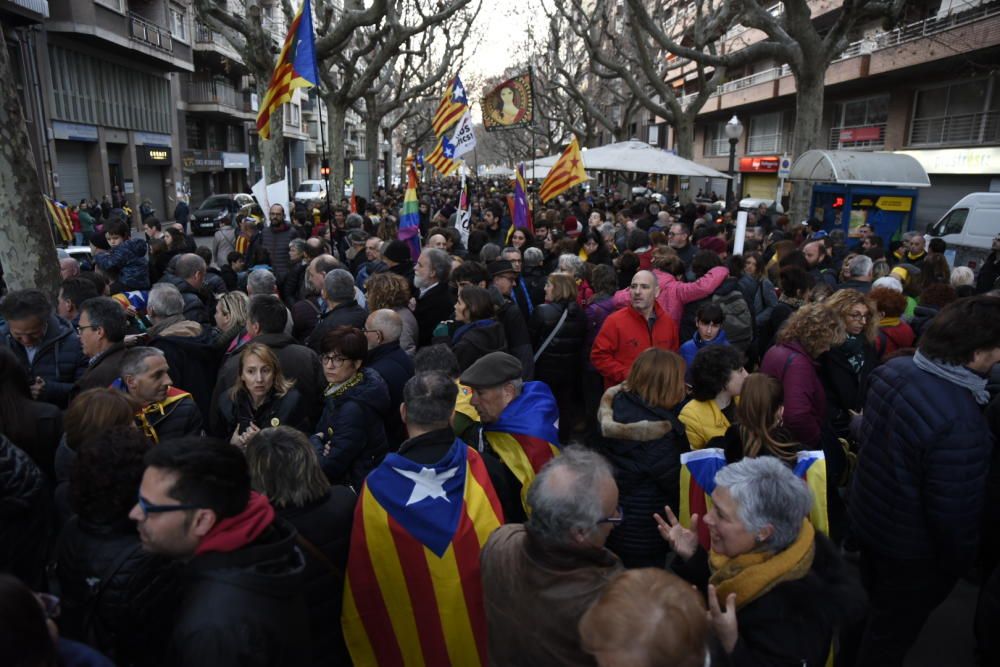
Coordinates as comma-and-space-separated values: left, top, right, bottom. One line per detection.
524, 140, 728, 180
788, 150, 931, 188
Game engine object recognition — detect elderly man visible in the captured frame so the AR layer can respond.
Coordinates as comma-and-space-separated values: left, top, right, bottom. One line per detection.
363, 308, 414, 448
413, 248, 455, 348
158, 253, 211, 324
901, 231, 927, 268
460, 351, 559, 515
112, 347, 202, 442
0, 288, 87, 407
59, 257, 80, 280
74, 296, 129, 393
481, 447, 624, 667
356, 236, 386, 289
292, 254, 341, 341
307, 268, 367, 351
342, 372, 512, 665
592, 270, 679, 388
426, 233, 448, 250
838, 255, 874, 294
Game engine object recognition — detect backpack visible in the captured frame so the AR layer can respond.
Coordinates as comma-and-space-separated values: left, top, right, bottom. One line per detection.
712, 290, 753, 352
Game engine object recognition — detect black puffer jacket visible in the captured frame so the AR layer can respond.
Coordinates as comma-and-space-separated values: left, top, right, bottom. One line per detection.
1, 314, 87, 407
529, 300, 588, 388
597, 386, 688, 569
277, 488, 356, 667
0, 436, 51, 587
850, 356, 993, 575
166, 518, 310, 667
150, 319, 221, 423
157, 273, 212, 326
450, 319, 507, 372
55, 517, 180, 666
215, 387, 310, 440
819, 335, 877, 435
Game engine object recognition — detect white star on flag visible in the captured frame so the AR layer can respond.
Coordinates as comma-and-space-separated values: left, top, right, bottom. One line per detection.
393, 466, 458, 506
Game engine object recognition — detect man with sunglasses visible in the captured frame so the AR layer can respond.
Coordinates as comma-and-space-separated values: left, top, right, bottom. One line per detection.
481, 447, 624, 666
130, 437, 309, 667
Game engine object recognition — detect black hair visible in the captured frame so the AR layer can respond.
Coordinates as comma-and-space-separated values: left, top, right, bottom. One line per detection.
778, 265, 814, 298
0, 573, 56, 667
691, 249, 723, 278
60, 277, 99, 310
0, 289, 52, 321
919, 296, 1000, 366
70, 425, 149, 523
451, 261, 489, 286
227, 250, 244, 265
80, 296, 127, 343
626, 229, 650, 252
248, 294, 288, 334
194, 245, 213, 267
778, 250, 810, 273
143, 217, 162, 231
695, 302, 725, 325
690, 345, 744, 401
928, 237, 946, 254
104, 218, 131, 238
143, 437, 250, 519
413, 344, 461, 378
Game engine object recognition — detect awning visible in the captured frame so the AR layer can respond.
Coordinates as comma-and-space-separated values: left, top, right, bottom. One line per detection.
524, 140, 729, 179
788, 150, 930, 187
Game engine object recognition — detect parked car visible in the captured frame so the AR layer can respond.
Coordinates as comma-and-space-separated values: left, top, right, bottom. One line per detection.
926, 192, 1000, 269
191, 193, 255, 235
293, 180, 327, 204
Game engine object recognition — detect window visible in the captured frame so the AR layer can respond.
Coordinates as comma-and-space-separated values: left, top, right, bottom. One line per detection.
831, 95, 888, 149
748, 112, 782, 154
170, 5, 189, 43
227, 125, 244, 151
702, 121, 730, 157
95, 0, 125, 13
929, 208, 969, 237
910, 77, 999, 146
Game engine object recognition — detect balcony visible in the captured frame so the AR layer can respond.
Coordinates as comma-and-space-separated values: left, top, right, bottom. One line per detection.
187, 80, 254, 120
714, 65, 791, 97
829, 123, 886, 150
194, 23, 242, 61
747, 132, 790, 154
909, 111, 1000, 147
129, 12, 173, 53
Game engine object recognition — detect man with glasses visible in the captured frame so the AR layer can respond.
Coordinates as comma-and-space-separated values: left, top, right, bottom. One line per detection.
668, 222, 696, 266
74, 296, 129, 394
130, 437, 309, 666
481, 447, 624, 666
363, 309, 414, 448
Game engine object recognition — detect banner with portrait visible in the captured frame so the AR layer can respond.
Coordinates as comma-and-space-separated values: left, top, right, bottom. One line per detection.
482, 71, 535, 132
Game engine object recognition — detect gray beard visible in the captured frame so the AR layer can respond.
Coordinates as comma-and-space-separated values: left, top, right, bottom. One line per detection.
414, 275, 429, 290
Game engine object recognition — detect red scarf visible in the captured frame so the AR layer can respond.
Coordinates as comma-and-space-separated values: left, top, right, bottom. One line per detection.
195, 492, 275, 556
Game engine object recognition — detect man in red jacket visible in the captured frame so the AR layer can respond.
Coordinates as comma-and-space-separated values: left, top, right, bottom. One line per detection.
591, 270, 679, 388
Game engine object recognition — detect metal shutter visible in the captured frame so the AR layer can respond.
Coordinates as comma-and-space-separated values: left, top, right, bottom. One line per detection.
138, 167, 166, 220
54, 141, 91, 204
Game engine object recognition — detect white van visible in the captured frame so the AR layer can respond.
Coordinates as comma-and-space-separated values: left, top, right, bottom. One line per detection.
926, 193, 1000, 270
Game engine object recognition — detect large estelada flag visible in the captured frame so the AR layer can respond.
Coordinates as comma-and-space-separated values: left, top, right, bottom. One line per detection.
539, 136, 587, 203
482, 71, 534, 131
483, 381, 560, 510
794, 450, 829, 536
680, 448, 726, 550
426, 134, 459, 177
342, 440, 503, 666
432, 75, 468, 138
44, 195, 74, 243
398, 164, 421, 261
256, 0, 318, 140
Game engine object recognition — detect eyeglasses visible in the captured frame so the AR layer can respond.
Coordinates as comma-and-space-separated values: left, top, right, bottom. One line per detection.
597, 505, 624, 525
360, 328, 384, 342
847, 311, 869, 321
321, 354, 351, 366
75, 323, 99, 334
136, 493, 199, 517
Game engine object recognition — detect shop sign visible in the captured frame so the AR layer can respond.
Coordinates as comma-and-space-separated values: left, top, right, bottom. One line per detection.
876, 196, 913, 212
52, 121, 98, 142
896, 147, 1000, 175
840, 126, 882, 142
222, 152, 250, 169
738, 156, 779, 173
182, 150, 224, 171
137, 146, 172, 165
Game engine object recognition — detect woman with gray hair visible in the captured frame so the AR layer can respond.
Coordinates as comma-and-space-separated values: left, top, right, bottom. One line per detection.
656, 456, 864, 666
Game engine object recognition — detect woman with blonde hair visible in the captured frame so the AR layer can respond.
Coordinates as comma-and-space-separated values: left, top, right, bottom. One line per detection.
364, 271, 417, 355
213, 290, 250, 353
820, 289, 878, 436
215, 342, 307, 447
598, 348, 689, 567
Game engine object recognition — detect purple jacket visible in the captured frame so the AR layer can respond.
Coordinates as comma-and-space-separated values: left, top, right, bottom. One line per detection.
760, 341, 825, 447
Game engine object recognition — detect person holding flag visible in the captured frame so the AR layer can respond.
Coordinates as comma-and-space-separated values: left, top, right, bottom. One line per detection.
256, 0, 318, 139
460, 351, 559, 515
398, 163, 422, 261
342, 371, 513, 666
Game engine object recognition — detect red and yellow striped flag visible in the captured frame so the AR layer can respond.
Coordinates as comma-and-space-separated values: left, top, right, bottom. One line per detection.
538, 136, 588, 203
256, 0, 318, 140
44, 195, 74, 243
426, 135, 459, 177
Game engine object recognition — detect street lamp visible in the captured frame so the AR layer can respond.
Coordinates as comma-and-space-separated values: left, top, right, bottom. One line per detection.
724, 115, 743, 211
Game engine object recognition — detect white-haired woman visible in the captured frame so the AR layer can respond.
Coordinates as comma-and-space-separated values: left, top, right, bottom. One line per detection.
656, 457, 864, 666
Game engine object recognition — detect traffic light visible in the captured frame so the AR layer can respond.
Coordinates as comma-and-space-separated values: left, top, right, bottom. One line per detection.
320, 159, 330, 177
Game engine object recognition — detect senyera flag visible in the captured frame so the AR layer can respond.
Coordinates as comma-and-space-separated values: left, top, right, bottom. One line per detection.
432, 75, 468, 138
257, 0, 318, 140
679, 448, 726, 550
342, 439, 503, 666
538, 136, 587, 203
398, 163, 421, 261
44, 195, 74, 243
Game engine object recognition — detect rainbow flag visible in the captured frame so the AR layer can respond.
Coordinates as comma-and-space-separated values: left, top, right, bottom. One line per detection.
342, 440, 503, 666
432, 75, 468, 138
44, 195, 74, 243
679, 448, 726, 550
483, 381, 560, 510
794, 450, 829, 536
398, 163, 421, 261
256, 0, 318, 139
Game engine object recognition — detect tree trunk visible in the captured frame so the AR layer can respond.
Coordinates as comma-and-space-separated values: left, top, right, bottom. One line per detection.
364, 96, 382, 191
256, 81, 286, 184
788, 66, 826, 222
326, 99, 348, 198
673, 114, 695, 205
0, 29, 60, 295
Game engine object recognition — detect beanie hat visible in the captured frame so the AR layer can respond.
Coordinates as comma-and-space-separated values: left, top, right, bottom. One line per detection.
563, 216, 581, 237
383, 239, 411, 264
698, 236, 727, 255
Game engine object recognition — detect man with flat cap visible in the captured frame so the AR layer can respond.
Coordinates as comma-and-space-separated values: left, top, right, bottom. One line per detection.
460, 351, 560, 515
487, 259, 534, 379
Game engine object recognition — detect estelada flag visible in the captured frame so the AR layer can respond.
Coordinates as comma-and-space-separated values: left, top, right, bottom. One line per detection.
44, 195, 74, 243
426, 134, 459, 177
679, 448, 726, 550
538, 136, 587, 203
256, 0, 318, 139
794, 450, 830, 536
432, 75, 468, 138
483, 381, 560, 511
342, 439, 503, 666
482, 71, 534, 131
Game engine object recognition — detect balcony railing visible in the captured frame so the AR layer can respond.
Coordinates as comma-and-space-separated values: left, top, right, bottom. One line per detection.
829, 123, 887, 150
188, 80, 252, 113
909, 111, 1000, 147
713, 65, 791, 97
129, 12, 173, 52
747, 132, 789, 154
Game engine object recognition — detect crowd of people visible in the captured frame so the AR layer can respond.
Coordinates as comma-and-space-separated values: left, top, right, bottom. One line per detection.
2, 176, 1000, 667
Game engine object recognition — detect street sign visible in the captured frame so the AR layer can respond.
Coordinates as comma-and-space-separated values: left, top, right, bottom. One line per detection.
778, 154, 792, 179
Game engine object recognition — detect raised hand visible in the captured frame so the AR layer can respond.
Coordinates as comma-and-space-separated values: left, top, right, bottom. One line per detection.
707, 584, 739, 654
653, 505, 700, 561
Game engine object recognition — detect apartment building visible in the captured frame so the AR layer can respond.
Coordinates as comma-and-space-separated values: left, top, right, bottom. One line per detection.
654, 0, 1000, 226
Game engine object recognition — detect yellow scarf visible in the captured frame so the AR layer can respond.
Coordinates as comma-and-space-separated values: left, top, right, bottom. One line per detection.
708, 520, 815, 610
879, 317, 900, 327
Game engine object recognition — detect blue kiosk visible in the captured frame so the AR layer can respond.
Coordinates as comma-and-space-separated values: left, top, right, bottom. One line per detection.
788, 150, 931, 242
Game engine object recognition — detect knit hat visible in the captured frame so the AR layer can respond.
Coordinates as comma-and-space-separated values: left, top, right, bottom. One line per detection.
563, 216, 582, 237
698, 236, 727, 255
382, 239, 411, 264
